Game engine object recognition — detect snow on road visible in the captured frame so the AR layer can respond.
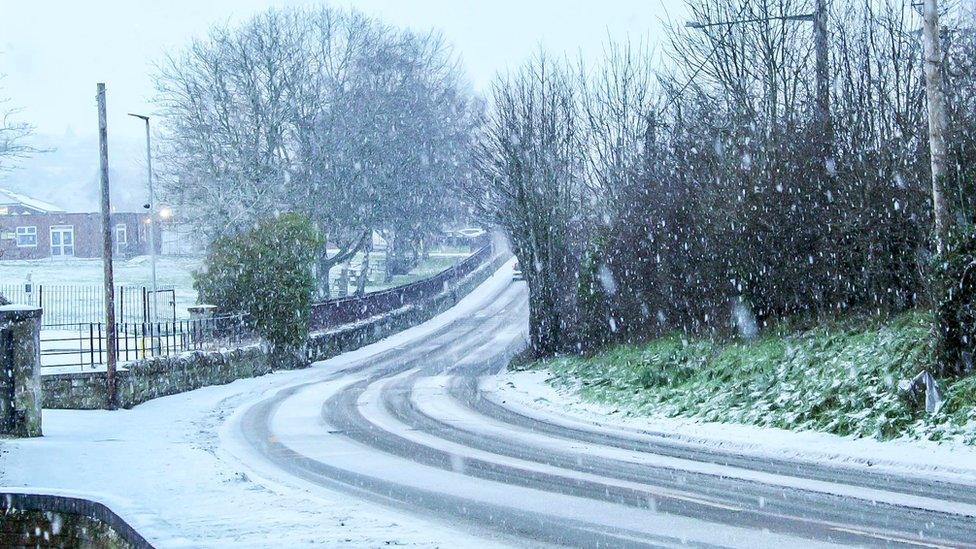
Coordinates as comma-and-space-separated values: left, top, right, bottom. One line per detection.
0, 261, 520, 548
0, 370, 497, 548
5, 259, 976, 548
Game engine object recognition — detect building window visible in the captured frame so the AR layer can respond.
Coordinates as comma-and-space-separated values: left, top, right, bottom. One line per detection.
15, 226, 37, 247
50, 225, 74, 257
115, 223, 127, 253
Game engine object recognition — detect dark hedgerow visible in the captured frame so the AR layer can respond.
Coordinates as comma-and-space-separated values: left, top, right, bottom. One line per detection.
577, 238, 613, 355
194, 213, 320, 367
934, 225, 976, 377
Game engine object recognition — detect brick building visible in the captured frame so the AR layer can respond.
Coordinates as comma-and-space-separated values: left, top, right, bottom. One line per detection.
0, 188, 158, 260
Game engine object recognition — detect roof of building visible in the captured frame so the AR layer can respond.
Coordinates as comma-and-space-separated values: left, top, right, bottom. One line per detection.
0, 187, 65, 213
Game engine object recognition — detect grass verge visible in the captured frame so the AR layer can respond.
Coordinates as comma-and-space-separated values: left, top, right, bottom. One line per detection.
527, 311, 976, 444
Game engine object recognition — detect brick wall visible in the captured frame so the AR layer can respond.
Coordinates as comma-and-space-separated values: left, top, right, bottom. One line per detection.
0, 212, 157, 260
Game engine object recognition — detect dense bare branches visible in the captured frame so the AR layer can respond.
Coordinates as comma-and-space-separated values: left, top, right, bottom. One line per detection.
154, 6, 472, 295
0, 76, 35, 172
470, 0, 976, 356
471, 52, 586, 355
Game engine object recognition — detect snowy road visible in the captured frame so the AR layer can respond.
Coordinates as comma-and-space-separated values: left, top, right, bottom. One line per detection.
226, 264, 976, 548
5, 262, 976, 547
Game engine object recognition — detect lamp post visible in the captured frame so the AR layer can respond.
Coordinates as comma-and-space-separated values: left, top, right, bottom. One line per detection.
127, 113, 158, 324
686, 0, 831, 162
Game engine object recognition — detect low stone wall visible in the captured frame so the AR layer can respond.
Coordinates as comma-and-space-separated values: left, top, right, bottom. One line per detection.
1, 492, 153, 548
307, 250, 509, 361
42, 249, 509, 410
42, 345, 271, 410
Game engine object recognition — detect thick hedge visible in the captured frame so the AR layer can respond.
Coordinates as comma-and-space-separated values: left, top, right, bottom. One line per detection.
934, 225, 976, 377
194, 213, 319, 364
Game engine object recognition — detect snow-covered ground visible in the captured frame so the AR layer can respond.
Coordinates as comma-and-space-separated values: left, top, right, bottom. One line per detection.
9, 258, 973, 548
0, 255, 201, 321
488, 369, 976, 486
0, 370, 499, 548
0, 258, 516, 548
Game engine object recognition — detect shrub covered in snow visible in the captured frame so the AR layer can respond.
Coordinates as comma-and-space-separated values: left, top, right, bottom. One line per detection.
194, 213, 319, 365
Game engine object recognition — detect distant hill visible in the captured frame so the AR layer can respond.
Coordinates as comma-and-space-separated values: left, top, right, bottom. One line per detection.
0, 131, 149, 213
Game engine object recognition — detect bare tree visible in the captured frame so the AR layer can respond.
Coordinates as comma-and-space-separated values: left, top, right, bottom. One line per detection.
470, 52, 586, 356
155, 6, 472, 296
0, 76, 35, 171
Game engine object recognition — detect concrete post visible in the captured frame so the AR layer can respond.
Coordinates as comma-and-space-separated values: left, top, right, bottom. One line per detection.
0, 304, 43, 437
188, 304, 218, 343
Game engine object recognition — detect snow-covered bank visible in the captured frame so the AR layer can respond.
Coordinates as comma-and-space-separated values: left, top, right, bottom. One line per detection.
487, 369, 976, 486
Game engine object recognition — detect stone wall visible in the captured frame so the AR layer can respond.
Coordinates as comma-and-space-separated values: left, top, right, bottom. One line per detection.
42, 250, 509, 410
1, 305, 43, 436
307, 251, 508, 362
1, 492, 152, 548
42, 345, 270, 410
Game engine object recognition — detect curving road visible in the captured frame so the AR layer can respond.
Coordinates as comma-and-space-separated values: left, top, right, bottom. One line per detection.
228, 263, 976, 548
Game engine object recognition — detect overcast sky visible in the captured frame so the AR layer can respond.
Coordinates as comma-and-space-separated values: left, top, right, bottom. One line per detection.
1, 0, 685, 141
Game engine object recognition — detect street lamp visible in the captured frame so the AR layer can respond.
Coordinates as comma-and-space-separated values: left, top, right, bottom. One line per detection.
127, 113, 158, 324
685, 0, 831, 167
684, 13, 813, 29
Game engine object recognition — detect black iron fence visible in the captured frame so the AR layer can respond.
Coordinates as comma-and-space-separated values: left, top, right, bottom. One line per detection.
0, 284, 176, 327
40, 314, 253, 370
36, 243, 495, 370
310, 244, 492, 331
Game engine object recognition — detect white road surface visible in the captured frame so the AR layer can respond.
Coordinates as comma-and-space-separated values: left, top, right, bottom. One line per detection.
4, 261, 976, 547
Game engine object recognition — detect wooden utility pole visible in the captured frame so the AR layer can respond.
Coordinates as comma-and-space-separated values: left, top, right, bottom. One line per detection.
97, 83, 118, 408
922, 0, 951, 252
813, 0, 832, 155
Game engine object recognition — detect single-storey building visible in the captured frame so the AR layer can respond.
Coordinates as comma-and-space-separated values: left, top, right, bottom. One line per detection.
0, 188, 158, 260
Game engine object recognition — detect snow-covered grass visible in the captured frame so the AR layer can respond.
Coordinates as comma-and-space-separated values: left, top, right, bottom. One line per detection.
370, 255, 462, 290
0, 255, 201, 319
524, 310, 976, 444
332, 249, 474, 292
487, 369, 976, 486
0, 255, 199, 294
0, 247, 474, 321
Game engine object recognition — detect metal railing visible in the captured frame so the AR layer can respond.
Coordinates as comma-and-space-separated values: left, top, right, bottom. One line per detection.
0, 284, 177, 327
40, 314, 253, 370
310, 244, 492, 331
37, 243, 495, 370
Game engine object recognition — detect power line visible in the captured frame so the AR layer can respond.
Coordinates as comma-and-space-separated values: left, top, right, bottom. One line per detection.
658, 1, 759, 116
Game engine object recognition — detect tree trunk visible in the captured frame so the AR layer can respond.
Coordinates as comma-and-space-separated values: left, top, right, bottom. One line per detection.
315, 229, 370, 299
922, 0, 952, 252
356, 238, 372, 296
315, 249, 332, 299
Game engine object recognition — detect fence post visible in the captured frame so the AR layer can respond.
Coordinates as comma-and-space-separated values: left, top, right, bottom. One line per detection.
188, 305, 218, 343
0, 305, 43, 437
